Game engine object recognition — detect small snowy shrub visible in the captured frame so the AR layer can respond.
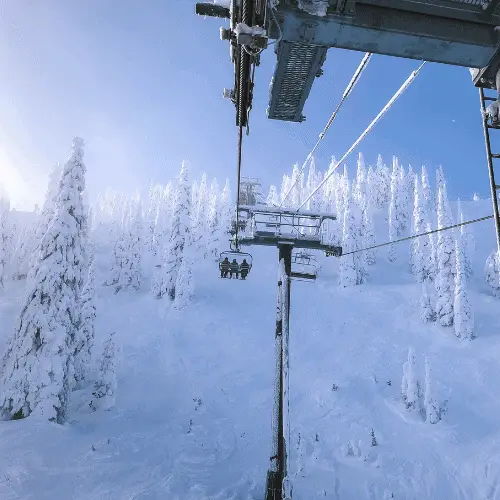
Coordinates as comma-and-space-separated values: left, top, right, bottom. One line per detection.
89, 333, 117, 411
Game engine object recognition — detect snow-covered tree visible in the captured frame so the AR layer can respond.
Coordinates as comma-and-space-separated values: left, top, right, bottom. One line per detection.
73, 260, 96, 388
370, 154, 390, 208
290, 164, 303, 208
339, 183, 364, 286
0, 138, 87, 422
172, 246, 194, 310
0, 196, 10, 289
29, 164, 62, 278
388, 158, 399, 262
145, 183, 164, 253
353, 152, 366, 206
454, 239, 474, 340
89, 332, 117, 412
157, 161, 191, 300
266, 185, 279, 207
424, 357, 440, 424
435, 185, 455, 327
422, 222, 436, 283
402, 346, 419, 411
457, 200, 474, 278
410, 174, 425, 276
485, 249, 500, 296
206, 179, 220, 259
421, 165, 433, 220
420, 281, 436, 323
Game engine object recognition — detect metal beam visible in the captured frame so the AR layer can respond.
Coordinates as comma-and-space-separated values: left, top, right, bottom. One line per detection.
274, 4, 499, 68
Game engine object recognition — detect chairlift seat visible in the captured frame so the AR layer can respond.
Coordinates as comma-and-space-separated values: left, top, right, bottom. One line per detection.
218, 250, 253, 273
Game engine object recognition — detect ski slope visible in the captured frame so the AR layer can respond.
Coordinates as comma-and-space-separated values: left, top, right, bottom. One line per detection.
1, 199, 500, 499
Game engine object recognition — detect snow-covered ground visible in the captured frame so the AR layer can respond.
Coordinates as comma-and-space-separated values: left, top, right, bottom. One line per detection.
1, 199, 500, 499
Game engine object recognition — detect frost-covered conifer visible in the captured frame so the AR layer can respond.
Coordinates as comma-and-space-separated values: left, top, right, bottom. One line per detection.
0, 138, 87, 422
402, 347, 419, 411
388, 158, 399, 262
339, 183, 364, 286
172, 247, 194, 310
145, 183, 163, 253
454, 239, 474, 339
89, 333, 117, 411
193, 173, 208, 249
10, 224, 34, 280
266, 185, 279, 207
290, 164, 303, 208
435, 185, 455, 327
73, 260, 96, 388
29, 164, 61, 279
280, 175, 291, 207
421, 166, 433, 216
0, 196, 10, 289
207, 179, 220, 259
424, 357, 440, 424
435, 165, 445, 208
371, 154, 390, 208
219, 179, 233, 239
457, 200, 474, 278
353, 152, 366, 206
410, 174, 425, 276
158, 162, 191, 300
420, 281, 436, 322
485, 249, 500, 296
421, 222, 436, 283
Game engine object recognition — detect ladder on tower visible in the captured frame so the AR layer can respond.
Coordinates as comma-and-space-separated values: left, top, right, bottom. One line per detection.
479, 89, 500, 255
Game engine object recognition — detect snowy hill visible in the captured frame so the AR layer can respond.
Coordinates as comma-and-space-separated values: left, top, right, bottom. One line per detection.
1, 142, 500, 499
1, 192, 500, 499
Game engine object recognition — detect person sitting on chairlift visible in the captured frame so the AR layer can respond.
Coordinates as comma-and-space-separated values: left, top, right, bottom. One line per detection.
240, 259, 250, 280
220, 257, 230, 278
230, 258, 239, 279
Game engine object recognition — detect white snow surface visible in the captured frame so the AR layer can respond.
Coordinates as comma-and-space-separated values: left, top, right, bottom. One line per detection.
2, 199, 500, 498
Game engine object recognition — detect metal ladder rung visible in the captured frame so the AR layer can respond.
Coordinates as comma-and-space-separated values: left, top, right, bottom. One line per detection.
492, 154, 500, 158
495, 185, 500, 190
487, 124, 500, 130
484, 96, 497, 102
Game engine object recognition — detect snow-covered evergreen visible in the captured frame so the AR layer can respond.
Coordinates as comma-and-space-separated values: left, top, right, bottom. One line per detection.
424, 357, 440, 424
0, 196, 10, 289
0, 138, 87, 422
435, 185, 455, 327
89, 333, 117, 412
266, 185, 279, 207
485, 249, 500, 296
401, 346, 420, 412
29, 164, 62, 280
339, 182, 364, 287
157, 162, 191, 300
172, 246, 194, 310
457, 200, 474, 278
410, 174, 425, 276
73, 260, 96, 388
454, 239, 474, 340
420, 281, 436, 323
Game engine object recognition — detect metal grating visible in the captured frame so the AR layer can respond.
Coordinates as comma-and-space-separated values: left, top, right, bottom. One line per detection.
268, 41, 327, 122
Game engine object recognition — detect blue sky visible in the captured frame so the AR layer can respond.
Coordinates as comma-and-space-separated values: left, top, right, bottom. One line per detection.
0, 0, 493, 209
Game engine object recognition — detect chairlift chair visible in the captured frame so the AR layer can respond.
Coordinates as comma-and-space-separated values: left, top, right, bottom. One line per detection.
218, 249, 253, 280
290, 251, 317, 282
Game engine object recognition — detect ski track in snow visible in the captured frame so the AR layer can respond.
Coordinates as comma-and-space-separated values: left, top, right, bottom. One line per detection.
2, 200, 500, 498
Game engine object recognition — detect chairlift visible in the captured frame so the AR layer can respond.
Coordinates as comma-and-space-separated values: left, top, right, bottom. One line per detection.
218, 249, 253, 280
290, 251, 317, 282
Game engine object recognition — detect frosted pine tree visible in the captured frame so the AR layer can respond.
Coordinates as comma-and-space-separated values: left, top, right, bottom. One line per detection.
435, 165, 445, 208
172, 246, 194, 310
158, 161, 191, 300
206, 179, 220, 260
0, 196, 10, 289
29, 164, 62, 279
193, 173, 208, 251
421, 166, 433, 217
280, 175, 291, 207
387, 158, 399, 262
73, 260, 96, 388
420, 281, 436, 322
218, 179, 233, 241
353, 152, 366, 206
485, 249, 500, 296
454, 239, 474, 339
339, 183, 364, 286
0, 138, 87, 422
410, 174, 425, 276
127, 197, 143, 290
266, 185, 279, 207
435, 185, 455, 327
424, 357, 440, 424
402, 347, 419, 411
290, 164, 303, 208
422, 221, 437, 283
145, 183, 163, 253
457, 200, 474, 278
89, 333, 117, 412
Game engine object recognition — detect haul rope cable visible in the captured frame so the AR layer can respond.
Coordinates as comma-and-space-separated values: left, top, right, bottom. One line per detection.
278, 52, 372, 208
297, 61, 427, 213
341, 214, 494, 256
235, 123, 244, 250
